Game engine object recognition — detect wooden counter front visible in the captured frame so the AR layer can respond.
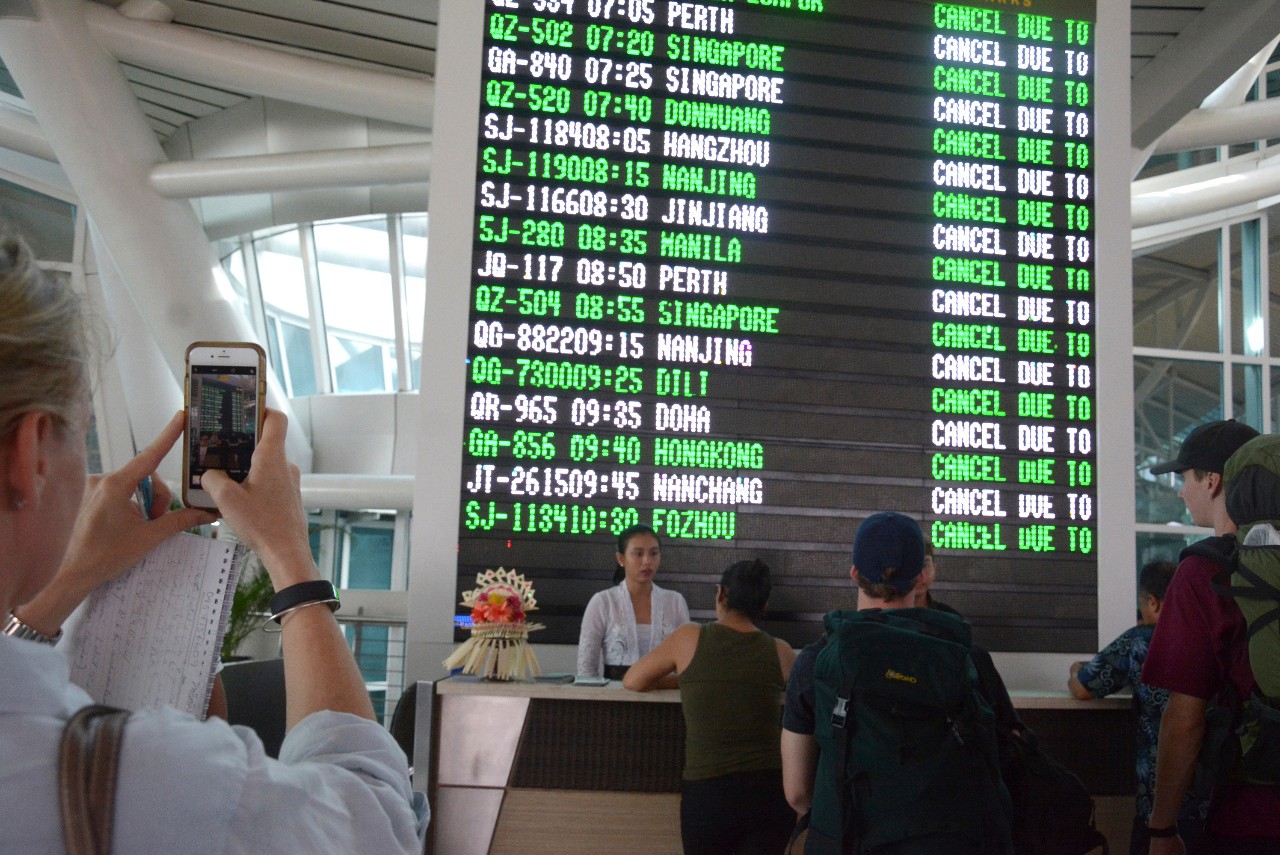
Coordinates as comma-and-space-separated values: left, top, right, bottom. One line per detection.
421, 679, 1133, 855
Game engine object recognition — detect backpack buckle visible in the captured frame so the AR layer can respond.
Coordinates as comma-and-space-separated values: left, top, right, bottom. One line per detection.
832, 695, 849, 729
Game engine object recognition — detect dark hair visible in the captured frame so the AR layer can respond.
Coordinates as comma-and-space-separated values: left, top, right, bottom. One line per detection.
1139, 560, 1177, 601
613, 524, 660, 584
720, 558, 771, 619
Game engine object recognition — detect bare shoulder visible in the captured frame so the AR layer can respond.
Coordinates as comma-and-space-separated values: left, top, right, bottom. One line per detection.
672, 621, 702, 645
775, 636, 797, 678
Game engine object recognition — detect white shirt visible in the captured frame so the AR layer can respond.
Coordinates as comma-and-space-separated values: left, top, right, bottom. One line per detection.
0, 634, 428, 855
576, 582, 690, 676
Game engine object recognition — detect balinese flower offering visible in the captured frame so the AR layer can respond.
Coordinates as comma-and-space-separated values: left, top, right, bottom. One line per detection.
442, 567, 544, 681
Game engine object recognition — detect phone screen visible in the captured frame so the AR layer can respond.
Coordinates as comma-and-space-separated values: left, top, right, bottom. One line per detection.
187, 363, 261, 491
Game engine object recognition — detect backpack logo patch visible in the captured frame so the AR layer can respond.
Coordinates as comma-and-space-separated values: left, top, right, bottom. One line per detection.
884, 668, 917, 684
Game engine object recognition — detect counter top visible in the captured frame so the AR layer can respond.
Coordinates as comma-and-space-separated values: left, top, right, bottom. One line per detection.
433, 677, 1129, 709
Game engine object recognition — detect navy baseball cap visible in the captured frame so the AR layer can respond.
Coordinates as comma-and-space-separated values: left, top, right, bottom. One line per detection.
1149, 419, 1260, 475
852, 512, 925, 594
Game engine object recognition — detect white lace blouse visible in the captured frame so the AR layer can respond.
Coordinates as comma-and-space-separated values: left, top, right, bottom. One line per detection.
575, 582, 690, 676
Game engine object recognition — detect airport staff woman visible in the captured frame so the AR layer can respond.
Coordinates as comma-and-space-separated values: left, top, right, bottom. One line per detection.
0, 231, 426, 854
577, 524, 690, 678
626, 559, 796, 855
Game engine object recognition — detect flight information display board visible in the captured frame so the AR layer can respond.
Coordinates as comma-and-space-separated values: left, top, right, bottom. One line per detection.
453, 0, 1100, 651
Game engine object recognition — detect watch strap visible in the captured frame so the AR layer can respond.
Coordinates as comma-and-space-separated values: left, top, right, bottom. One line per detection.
267, 580, 339, 624
3, 612, 62, 645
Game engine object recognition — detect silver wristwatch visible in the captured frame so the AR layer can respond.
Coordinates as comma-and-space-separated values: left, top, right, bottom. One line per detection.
2, 612, 62, 645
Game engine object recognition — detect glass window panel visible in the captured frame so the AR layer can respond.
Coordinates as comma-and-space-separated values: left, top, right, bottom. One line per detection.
402, 214, 427, 349
1272, 217, 1280, 359
1136, 532, 1192, 568
1233, 363, 1264, 432
1271, 371, 1280, 438
255, 228, 315, 396
1135, 533, 1202, 618
308, 513, 344, 584
308, 524, 324, 567
339, 515, 395, 689
1232, 221, 1264, 356
216, 247, 255, 338
329, 335, 388, 393
352, 626, 390, 686
345, 520, 395, 590
0, 179, 75, 262
1132, 229, 1221, 352
264, 320, 285, 392
1134, 358, 1222, 524
314, 218, 395, 340
313, 219, 395, 393
281, 321, 318, 397
0, 62, 20, 99
221, 247, 250, 304
256, 228, 310, 326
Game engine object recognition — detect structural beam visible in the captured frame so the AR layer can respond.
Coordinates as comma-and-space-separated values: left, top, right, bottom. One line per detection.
1131, 0, 1280, 150
151, 143, 431, 198
1132, 149, 1280, 229
84, 1, 432, 129
1154, 97, 1280, 155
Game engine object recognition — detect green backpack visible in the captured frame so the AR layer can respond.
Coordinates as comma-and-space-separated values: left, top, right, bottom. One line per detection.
1185, 433, 1280, 785
805, 607, 1013, 855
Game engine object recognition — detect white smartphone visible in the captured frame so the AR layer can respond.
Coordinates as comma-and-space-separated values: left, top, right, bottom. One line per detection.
183, 341, 267, 511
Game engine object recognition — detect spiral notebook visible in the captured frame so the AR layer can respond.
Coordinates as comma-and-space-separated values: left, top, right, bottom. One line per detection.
64, 532, 246, 717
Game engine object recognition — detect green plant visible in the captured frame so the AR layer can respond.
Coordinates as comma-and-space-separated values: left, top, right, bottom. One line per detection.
218, 521, 351, 660
221, 562, 274, 660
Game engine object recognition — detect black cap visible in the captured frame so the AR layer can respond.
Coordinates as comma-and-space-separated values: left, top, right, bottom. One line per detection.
1149, 419, 1260, 475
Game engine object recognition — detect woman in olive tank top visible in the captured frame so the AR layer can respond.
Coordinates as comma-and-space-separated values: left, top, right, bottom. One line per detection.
625, 559, 797, 855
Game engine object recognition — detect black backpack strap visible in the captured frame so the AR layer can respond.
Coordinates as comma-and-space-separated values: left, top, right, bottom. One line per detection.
1216, 562, 1280, 639
1180, 534, 1236, 565
59, 704, 129, 855
830, 675, 863, 853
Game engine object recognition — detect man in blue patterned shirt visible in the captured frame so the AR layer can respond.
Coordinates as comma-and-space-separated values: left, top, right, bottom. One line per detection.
1068, 561, 1207, 855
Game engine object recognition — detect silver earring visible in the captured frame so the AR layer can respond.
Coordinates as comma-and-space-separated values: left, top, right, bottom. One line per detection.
12, 498, 25, 510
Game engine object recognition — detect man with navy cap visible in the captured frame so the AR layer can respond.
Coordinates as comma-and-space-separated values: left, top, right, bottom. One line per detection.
780, 512, 930, 819
1141, 419, 1280, 854
779, 510, 1020, 849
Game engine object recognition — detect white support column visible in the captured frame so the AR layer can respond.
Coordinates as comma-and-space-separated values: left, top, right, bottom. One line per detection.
386, 214, 413, 393
0, 0, 312, 468
89, 225, 184, 474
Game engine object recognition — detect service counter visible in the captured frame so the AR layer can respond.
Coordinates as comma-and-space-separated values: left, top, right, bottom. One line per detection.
416, 679, 1133, 855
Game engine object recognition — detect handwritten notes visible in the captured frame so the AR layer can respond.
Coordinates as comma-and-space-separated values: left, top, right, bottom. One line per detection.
65, 532, 246, 717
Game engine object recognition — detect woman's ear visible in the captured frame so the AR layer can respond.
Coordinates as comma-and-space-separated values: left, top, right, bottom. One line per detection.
2, 411, 55, 509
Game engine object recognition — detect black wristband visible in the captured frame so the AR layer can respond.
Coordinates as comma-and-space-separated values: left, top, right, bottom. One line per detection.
1147, 824, 1178, 839
268, 581, 339, 623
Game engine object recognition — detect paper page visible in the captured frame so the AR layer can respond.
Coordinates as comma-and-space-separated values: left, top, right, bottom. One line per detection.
65, 532, 246, 716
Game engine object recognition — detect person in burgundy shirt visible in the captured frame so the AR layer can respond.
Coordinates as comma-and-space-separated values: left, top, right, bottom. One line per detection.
1142, 419, 1280, 855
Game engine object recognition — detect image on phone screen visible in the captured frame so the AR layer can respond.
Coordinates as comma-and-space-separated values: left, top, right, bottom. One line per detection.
187, 364, 260, 490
